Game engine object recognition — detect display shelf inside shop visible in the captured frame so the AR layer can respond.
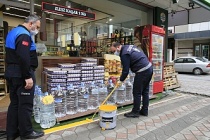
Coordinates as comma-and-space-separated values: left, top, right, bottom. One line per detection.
0, 28, 6, 96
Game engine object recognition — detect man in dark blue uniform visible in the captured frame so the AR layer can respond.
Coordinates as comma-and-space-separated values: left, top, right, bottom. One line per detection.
5, 14, 44, 140
110, 42, 153, 118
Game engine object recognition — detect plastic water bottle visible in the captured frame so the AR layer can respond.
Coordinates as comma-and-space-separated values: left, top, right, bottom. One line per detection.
40, 92, 56, 128
129, 72, 135, 83
66, 84, 78, 115
77, 82, 88, 112
107, 80, 116, 105
33, 86, 42, 123
54, 85, 66, 118
116, 83, 126, 104
149, 81, 153, 98
125, 79, 133, 102
88, 82, 99, 110
98, 82, 108, 104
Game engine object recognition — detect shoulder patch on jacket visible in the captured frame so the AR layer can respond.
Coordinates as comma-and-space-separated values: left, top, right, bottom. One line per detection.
22, 41, 29, 46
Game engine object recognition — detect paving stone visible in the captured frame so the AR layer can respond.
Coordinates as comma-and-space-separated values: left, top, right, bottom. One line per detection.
89, 132, 104, 140
202, 131, 210, 137
127, 134, 139, 140
61, 131, 75, 137
137, 130, 149, 136
137, 125, 146, 130
91, 135, 105, 140
105, 137, 116, 140
62, 134, 77, 140
161, 125, 177, 137
87, 123, 99, 129
184, 134, 197, 140
195, 136, 210, 140
101, 131, 117, 138
197, 126, 209, 132
127, 128, 137, 134
172, 133, 186, 140
75, 126, 89, 133
140, 132, 157, 140
117, 132, 127, 139
46, 134, 63, 140
115, 128, 127, 133
191, 130, 204, 136
166, 137, 176, 140
53, 130, 64, 135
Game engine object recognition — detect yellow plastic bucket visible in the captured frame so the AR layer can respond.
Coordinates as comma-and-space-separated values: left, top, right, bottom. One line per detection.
99, 105, 117, 130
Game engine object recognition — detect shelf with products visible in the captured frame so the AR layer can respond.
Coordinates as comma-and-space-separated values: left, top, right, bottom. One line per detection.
0, 28, 6, 96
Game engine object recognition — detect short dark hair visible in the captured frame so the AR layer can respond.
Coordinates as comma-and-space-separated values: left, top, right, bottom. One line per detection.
112, 42, 121, 48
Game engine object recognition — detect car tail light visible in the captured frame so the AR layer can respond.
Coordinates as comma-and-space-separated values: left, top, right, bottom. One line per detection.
207, 64, 210, 67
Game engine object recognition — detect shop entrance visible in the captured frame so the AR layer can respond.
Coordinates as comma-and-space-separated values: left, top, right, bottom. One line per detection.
194, 44, 210, 60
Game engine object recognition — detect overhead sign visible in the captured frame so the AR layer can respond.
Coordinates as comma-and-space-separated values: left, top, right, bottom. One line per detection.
42, 2, 95, 20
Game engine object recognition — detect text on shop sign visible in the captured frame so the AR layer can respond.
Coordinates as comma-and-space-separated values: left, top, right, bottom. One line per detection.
42, 2, 95, 20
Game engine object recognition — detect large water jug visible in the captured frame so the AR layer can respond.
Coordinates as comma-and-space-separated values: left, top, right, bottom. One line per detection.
77, 82, 88, 112
98, 82, 108, 104
54, 85, 66, 118
88, 82, 99, 110
116, 83, 126, 104
66, 84, 78, 115
40, 92, 56, 128
33, 86, 42, 123
107, 80, 116, 105
125, 79, 133, 102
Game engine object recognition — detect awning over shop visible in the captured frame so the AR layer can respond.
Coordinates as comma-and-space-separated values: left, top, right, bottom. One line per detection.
174, 30, 210, 40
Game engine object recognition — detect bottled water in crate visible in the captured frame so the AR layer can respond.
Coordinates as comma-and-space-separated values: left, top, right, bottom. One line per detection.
53, 85, 66, 118
116, 83, 126, 104
125, 80, 133, 102
98, 82, 108, 104
40, 92, 56, 129
77, 83, 88, 112
107, 80, 116, 105
88, 82, 99, 110
66, 84, 78, 115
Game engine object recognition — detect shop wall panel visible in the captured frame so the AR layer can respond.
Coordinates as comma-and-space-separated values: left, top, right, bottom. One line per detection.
168, 10, 188, 27
189, 8, 210, 24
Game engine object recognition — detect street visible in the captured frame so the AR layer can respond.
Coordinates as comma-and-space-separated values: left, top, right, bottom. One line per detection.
175, 73, 210, 96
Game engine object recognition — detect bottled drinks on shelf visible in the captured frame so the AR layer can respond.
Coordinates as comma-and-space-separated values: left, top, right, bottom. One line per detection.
66, 84, 78, 115
107, 79, 116, 105
40, 92, 56, 128
53, 85, 66, 118
98, 82, 108, 104
77, 82, 88, 112
88, 82, 99, 110
125, 79, 133, 102
116, 83, 126, 104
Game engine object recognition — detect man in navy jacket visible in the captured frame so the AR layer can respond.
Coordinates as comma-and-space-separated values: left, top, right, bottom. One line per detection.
110, 42, 153, 118
5, 14, 44, 140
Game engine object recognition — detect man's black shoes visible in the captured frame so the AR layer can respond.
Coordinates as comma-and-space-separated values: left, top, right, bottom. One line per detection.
20, 131, 44, 140
124, 111, 140, 118
139, 110, 148, 116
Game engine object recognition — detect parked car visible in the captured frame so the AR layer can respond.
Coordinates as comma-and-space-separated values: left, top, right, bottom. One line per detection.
173, 56, 210, 75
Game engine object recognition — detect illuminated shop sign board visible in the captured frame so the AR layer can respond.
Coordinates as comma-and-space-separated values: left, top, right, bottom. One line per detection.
42, 2, 95, 20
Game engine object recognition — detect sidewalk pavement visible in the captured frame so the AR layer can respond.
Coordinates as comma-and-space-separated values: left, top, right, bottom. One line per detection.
175, 74, 210, 96
3, 93, 210, 140
37, 93, 210, 140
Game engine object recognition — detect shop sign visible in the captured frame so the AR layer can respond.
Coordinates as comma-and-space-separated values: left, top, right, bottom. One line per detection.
42, 2, 95, 20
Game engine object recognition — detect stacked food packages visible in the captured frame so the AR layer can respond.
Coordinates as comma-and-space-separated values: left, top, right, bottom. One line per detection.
104, 54, 122, 83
